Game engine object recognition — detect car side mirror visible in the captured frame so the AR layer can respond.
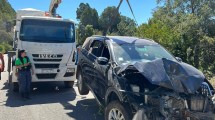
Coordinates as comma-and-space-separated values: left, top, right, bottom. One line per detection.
97, 57, 109, 65
175, 57, 182, 62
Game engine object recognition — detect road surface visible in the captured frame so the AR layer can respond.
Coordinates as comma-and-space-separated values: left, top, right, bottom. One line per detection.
0, 54, 103, 120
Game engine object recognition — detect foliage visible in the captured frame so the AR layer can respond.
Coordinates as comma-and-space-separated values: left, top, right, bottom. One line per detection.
76, 3, 99, 29
0, 0, 15, 53
0, 42, 12, 53
117, 16, 136, 36
0, 30, 12, 43
99, 6, 121, 35
77, 24, 94, 45
0, 0, 16, 21
136, 0, 215, 78
76, 3, 137, 44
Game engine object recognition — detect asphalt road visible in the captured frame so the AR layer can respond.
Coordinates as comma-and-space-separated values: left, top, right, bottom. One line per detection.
0, 54, 103, 120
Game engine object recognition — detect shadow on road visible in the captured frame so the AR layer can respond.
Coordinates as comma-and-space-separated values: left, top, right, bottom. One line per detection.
2, 80, 104, 120
4, 81, 76, 107
65, 98, 104, 120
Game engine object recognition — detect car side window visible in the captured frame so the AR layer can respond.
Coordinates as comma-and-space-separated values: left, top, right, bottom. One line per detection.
101, 44, 110, 60
89, 40, 103, 57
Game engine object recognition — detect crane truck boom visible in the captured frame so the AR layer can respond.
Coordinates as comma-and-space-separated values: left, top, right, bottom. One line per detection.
49, 0, 61, 17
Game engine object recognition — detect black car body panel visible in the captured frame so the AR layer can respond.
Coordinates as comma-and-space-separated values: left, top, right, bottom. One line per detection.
117, 58, 206, 94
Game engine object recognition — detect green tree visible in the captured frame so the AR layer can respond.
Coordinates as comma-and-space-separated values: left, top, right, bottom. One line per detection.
76, 3, 99, 29
200, 36, 215, 76
117, 16, 136, 36
76, 3, 90, 20
155, 0, 215, 68
99, 6, 121, 35
136, 0, 215, 78
0, 0, 16, 52
77, 24, 94, 45
0, 42, 12, 53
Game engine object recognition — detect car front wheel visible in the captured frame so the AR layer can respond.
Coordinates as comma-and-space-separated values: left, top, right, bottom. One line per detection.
105, 101, 131, 120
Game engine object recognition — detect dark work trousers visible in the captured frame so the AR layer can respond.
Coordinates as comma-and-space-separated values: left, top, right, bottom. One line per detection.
18, 71, 32, 95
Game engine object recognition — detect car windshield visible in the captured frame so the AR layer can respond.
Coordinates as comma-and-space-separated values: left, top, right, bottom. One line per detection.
20, 19, 75, 43
112, 43, 176, 65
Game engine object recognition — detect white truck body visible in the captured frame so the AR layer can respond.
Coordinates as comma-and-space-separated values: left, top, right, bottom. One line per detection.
12, 8, 76, 83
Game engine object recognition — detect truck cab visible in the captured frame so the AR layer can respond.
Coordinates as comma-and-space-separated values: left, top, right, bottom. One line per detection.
11, 8, 76, 91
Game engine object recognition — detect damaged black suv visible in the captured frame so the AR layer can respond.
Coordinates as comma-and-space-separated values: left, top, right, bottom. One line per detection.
76, 36, 215, 120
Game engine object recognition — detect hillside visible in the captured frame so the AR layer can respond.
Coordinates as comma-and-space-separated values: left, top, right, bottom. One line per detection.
0, 0, 16, 53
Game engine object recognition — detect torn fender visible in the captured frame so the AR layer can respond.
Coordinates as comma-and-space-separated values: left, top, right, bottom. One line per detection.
117, 58, 205, 94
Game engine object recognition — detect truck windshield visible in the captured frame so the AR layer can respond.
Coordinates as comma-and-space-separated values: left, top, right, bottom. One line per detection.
20, 19, 75, 43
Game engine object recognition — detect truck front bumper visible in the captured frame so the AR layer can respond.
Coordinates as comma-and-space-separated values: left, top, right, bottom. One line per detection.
12, 65, 77, 82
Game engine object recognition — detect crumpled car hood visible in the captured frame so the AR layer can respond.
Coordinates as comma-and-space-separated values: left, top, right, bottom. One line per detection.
117, 58, 205, 94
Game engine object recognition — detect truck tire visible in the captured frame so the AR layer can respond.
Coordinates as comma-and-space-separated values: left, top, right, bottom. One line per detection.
77, 71, 89, 95
64, 81, 74, 88
12, 82, 19, 92
105, 101, 132, 120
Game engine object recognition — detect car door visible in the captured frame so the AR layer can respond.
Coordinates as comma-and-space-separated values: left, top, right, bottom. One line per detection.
85, 40, 103, 94
79, 38, 94, 86
94, 42, 111, 100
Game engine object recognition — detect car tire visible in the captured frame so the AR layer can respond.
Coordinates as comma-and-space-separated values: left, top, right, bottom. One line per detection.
105, 101, 132, 120
12, 82, 19, 92
77, 71, 89, 95
64, 81, 74, 88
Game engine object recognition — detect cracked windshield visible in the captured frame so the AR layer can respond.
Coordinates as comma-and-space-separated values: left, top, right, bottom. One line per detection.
0, 0, 214, 120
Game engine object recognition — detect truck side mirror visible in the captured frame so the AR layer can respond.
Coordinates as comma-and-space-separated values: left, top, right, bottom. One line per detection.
14, 31, 18, 41
97, 57, 109, 65
175, 57, 182, 62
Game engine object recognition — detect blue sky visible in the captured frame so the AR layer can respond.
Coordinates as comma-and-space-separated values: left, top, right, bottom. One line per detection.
8, 0, 157, 25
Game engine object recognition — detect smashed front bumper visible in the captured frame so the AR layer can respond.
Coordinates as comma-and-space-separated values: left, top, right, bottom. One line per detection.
133, 108, 215, 120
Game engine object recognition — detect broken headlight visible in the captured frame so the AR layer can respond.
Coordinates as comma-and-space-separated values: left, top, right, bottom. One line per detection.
130, 84, 140, 93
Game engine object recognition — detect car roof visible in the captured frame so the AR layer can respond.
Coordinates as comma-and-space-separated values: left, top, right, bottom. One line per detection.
91, 36, 158, 45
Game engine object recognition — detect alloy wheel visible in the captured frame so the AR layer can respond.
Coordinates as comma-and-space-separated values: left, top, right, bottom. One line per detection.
108, 108, 125, 120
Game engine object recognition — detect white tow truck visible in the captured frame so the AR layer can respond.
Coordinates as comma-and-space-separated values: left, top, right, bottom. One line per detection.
8, 1, 76, 91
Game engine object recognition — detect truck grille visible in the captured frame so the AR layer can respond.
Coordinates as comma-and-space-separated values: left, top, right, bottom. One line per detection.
36, 74, 57, 79
33, 59, 62, 62
34, 64, 59, 69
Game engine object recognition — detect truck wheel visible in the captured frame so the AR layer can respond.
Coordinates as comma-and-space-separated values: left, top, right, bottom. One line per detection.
12, 82, 19, 92
77, 71, 89, 95
105, 101, 132, 120
64, 81, 74, 88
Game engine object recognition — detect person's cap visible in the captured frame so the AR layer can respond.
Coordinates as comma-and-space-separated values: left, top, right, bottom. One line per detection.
19, 50, 26, 54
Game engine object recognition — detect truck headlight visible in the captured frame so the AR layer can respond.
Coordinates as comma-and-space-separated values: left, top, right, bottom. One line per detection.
64, 68, 75, 77
66, 68, 75, 73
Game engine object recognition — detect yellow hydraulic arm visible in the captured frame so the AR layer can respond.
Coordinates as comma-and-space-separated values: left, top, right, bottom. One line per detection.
49, 0, 61, 17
